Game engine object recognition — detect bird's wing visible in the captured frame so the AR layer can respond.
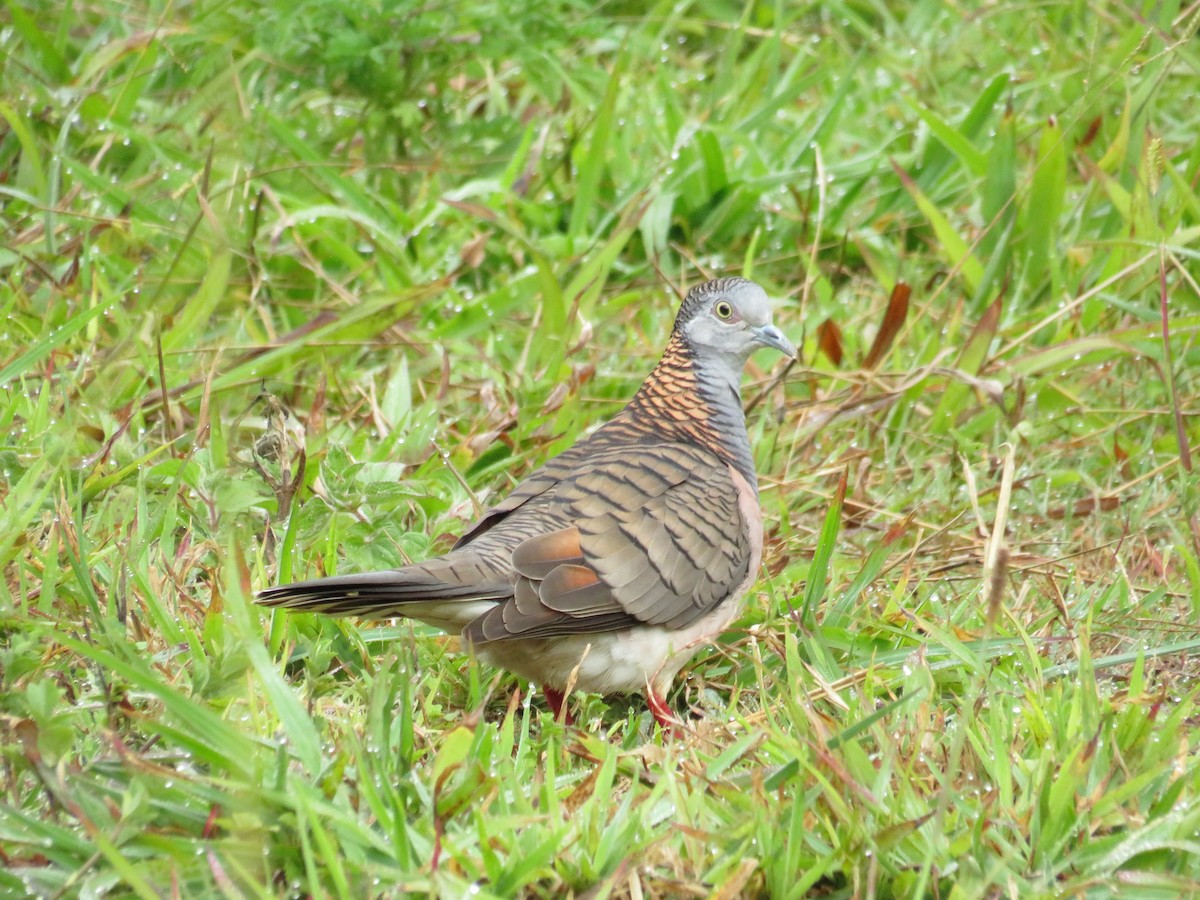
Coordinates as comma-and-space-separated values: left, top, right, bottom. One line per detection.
464, 442, 754, 643
453, 426, 618, 549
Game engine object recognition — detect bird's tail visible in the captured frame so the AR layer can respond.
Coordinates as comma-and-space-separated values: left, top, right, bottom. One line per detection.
256, 557, 511, 632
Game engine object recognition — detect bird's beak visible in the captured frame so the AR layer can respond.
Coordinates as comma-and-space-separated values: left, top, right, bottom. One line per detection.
753, 323, 797, 359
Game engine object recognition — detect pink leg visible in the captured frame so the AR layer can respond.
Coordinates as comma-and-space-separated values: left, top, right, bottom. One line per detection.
543, 686, 574, 725
647, 691, 681, 734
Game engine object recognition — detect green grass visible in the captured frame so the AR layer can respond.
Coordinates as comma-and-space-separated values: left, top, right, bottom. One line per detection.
2, 0, 1200, 895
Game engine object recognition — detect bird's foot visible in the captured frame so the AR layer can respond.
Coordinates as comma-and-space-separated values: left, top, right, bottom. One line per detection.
543, 686, 574, 725
647, 691, 683, 737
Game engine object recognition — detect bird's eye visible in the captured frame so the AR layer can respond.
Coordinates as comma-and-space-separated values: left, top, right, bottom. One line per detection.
714, 300, 734, 320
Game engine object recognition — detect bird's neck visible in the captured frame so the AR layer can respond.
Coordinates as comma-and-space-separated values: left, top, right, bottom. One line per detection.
621, 332, 758, 488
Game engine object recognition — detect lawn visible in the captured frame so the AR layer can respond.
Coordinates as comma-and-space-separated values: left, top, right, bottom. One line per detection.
2, 1, 1199, 896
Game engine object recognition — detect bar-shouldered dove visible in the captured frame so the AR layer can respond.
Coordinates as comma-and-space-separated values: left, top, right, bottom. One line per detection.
257, 277, 795, 729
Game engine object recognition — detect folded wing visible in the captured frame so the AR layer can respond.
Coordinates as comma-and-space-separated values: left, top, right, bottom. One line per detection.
465, 443, 751, 642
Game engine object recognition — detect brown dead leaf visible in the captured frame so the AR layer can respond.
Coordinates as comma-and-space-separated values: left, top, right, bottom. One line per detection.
459, 231, 489, 269
566, 316, 593, 356
1047, 495, 1121, 519
816, 317, 844, 366
862, 281, 910, 369
540, 382, 570, 416
1113, 435, 1128, 465
571, 362, 595, 388
442, 197, 498, 222
308, 373, 327, 437
882, 512, 915, 546
562, 765, 602, 815
1079, 115, 1103, 148
467, 429, 505, 455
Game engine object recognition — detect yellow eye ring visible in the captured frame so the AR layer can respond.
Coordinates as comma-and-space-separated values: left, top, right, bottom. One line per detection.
714, 300, 733, 319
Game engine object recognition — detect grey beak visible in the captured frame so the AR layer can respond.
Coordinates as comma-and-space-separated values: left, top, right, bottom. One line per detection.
753, 323, 797, 359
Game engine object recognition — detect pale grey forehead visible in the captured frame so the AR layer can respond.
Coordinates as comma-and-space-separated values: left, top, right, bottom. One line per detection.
726, 280, 772, 325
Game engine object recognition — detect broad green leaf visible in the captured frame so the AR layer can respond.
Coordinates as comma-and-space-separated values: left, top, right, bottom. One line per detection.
894, 162, 984, 293
1025, 117, 1069, 290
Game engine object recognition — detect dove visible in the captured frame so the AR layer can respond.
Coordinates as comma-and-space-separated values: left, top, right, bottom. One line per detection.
258, 277, 795, 729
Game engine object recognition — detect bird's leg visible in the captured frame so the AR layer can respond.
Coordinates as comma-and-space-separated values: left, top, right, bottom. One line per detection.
647, 691, 681, 734
543, 686, 574, 725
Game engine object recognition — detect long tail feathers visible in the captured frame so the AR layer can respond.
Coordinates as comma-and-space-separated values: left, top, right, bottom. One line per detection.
256, 568, 512, 624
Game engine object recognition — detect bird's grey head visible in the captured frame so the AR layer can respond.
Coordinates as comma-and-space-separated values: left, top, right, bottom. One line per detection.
674, 277, 796, 365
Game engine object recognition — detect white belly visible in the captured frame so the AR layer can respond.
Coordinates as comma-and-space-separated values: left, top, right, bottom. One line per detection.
476, 595, 747, 696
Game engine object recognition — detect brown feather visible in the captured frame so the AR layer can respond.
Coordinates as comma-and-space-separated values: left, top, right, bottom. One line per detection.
511, 527, 584, 579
